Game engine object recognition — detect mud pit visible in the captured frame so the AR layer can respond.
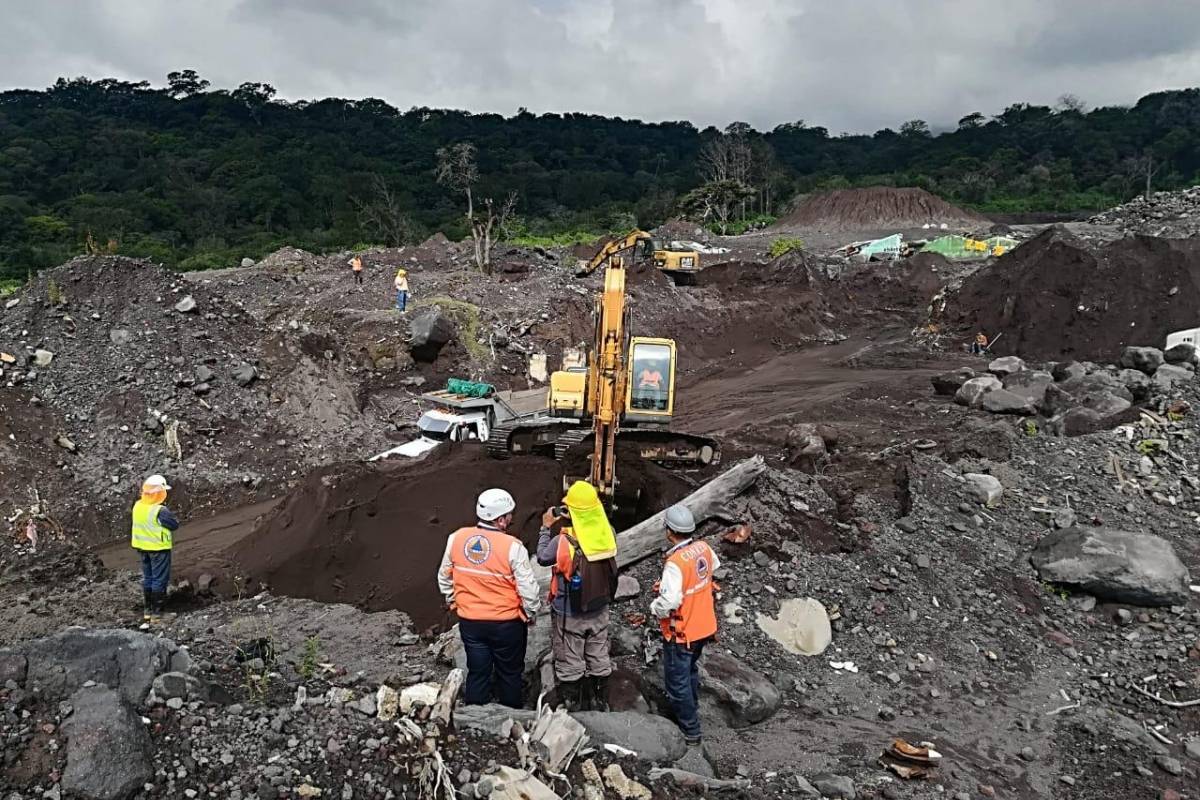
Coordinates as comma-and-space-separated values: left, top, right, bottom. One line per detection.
172, 445, 690, 631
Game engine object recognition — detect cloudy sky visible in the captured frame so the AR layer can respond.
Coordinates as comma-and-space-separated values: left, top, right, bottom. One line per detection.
3, 0, 1198, 132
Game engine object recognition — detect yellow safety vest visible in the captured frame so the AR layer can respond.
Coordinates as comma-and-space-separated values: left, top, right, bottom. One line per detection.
131, 500, 172, 551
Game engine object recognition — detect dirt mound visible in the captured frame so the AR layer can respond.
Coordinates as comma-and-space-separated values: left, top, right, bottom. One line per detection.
838, 252, 950, 311
948, 228, 1200, 360
257, 246, 323, 272
772, 187, 986, 231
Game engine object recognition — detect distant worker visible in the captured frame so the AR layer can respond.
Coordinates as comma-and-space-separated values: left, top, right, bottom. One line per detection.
394, 268, 410, 312
349, 254, 364, 287
637, 362, 665, 409
537, 481, 618, 711
651, 505, 719, 746
638, 364, 663, 391
972, 332, 989, 355
130, 474, 180, 623
437, 488, 541, 708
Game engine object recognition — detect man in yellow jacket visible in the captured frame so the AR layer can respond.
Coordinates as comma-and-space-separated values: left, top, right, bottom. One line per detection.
131, 474, 180, 622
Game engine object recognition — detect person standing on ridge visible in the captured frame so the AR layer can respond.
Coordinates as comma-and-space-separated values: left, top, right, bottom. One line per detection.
537, 480, 618, 711
437, 488, 541, 708
349, 254, 364, 288
650, 504, 719, 746
130, 474, 180, 623
394, 268, 410, 312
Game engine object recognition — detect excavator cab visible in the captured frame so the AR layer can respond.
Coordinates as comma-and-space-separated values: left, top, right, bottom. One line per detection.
626, 338, 675, 421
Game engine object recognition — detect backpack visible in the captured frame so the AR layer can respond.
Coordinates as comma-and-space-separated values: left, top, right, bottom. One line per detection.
564, 534, 617, 614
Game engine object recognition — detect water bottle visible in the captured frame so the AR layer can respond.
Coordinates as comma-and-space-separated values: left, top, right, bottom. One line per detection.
570, 572, 583, 592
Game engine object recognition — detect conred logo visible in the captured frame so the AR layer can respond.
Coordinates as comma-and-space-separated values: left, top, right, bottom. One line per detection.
694, 555, 709, 579
464, 534, 491, 565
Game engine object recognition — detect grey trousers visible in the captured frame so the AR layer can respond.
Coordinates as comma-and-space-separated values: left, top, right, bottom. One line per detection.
550, 607, 612, 682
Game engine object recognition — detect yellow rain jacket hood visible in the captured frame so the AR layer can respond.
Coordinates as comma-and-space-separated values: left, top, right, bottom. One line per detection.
563, 481, 616, 561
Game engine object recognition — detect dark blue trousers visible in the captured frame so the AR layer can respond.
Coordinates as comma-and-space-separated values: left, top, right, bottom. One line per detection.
662, 638, 707, 738
138, 549, 172, 593
459, 618, 527, 708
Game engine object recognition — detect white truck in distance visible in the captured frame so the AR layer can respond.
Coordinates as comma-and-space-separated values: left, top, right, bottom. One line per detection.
369, 384, 549, 461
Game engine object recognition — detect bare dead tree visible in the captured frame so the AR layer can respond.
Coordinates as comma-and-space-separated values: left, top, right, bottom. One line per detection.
1124, 150, 1161, 200
352, 174, 415, 246
436, 142, 517, 274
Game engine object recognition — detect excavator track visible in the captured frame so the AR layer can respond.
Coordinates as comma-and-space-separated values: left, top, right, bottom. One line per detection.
555, 428, 720, 467
486, 419, 577, 459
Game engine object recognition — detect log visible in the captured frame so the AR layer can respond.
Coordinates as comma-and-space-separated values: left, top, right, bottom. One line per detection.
534, 456, 767, 593
647, 768, 752, 792
431, 668, 464, 725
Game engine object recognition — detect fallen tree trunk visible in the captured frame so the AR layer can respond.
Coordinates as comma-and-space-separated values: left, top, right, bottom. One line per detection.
647, 768, 752, 792
534, 456, 766, 593
431, 668, 464, 726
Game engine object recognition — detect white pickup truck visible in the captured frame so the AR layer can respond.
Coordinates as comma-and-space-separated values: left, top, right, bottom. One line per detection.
369, 385, 550, 461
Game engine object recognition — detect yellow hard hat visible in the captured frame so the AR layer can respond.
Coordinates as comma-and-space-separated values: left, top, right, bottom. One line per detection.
397, 268, 407, 276
563, 480, 601, 511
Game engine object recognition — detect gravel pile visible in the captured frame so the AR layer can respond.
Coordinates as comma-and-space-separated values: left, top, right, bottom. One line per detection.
1088, 186, 1200, 237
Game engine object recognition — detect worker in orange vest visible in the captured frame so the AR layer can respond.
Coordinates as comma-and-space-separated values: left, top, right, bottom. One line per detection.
349, 254, 364, 287
437, 488, 541, 707
972, 332, 989, 355
650, 504, 719, 745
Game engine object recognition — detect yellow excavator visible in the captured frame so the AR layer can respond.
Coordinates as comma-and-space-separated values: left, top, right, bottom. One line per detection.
489, 249, 719, 503
576, 229, 700, 280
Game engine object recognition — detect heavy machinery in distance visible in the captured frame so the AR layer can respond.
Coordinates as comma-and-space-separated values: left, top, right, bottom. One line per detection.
576, 229, 700, 281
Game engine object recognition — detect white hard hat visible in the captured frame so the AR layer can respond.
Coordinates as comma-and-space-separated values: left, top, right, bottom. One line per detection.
143, 474, 172, 491
476, 488, 516, 521
664, 504, 695, 534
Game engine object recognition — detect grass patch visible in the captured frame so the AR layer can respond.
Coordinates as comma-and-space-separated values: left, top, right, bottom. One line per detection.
768, 237, 805, 258
507, 230, 605, 248
0, 280, 20, 297
298, 635, 321, 681
414, 296, 490, 362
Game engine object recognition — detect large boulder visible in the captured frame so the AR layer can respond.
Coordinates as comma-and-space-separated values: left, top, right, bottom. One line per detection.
963, 473, 1003, 505
1061, 372, 1134, 401
1045, 407, 1104, 437
19, 629, 173, 705
987, 356, 1026, 377
408, 307, 457, 362
981, 388, 1035, 415
1040, 383, 1077, 417
697, 650, 781, 727
1030, 527, 1191, 606
62, 686, 153, 800
1078, 390, 1132, 418
1119, 346, 1165, 375
785, 423, 827, 472
1051, 361, 1088, 383
1154, 363, 1193, 393
931, 367, 975, 396
1116, 369, 1154, 402
1164, 343, 1197, 365
954, 375, 1002, 408
573, 711, 687, 763
755, 597, 831, 657
1002, 370, 1052, 406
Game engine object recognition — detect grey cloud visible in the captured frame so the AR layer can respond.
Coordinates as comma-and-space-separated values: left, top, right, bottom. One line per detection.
0, 0, 1195, 132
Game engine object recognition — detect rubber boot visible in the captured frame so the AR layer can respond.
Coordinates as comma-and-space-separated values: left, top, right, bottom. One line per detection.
142, 589, 153, 622
558, 680, 582, 712
149, 591, 165, 623
579, 677, 594, 712
590, 675, 610, 712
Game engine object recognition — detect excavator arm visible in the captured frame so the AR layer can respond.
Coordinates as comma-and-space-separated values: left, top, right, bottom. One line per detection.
576, 230, 654, 276
587, 256, 630, 497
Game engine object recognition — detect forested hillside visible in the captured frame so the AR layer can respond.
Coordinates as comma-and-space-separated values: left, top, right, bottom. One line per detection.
2, 72, 1199, 279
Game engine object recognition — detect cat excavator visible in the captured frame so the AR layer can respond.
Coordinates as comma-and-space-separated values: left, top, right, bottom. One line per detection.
576, 229, 700, 280
489, 249, 719, 503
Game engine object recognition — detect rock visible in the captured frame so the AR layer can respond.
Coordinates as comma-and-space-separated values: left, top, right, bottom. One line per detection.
454, 703, 538, 737
376, 685, 400, 721
1116, 368, 1154, 401
194, 365, 216, 384
1154, 363, 1193, 392
1002, 370, 1052, 405
672, 746, 715, 778
241, 257, 256, 267
1040, 383, 1076, 416
407, 308, 456, 362
697, 650, 781, 727
1185, 738, 1200, 762
174, 295, 198, 314
192, 382, 211, 396
351, 694, 377, 716
19, 629, 173, 704
1078, 389, 1132, 418
610, 627, 642, 657
1030, 527, 1191, 606
963, 473, 1003, 505
108, 329, 131, 345
794, 776, 821, 797
1052, 361, 1088, 382
33, 348, 54, 367
755, 597, 831, 656
981, 388, 1035, 415
811, 773, 856, 799
232, 363, 259, 387
1164, 343, 1197, 364
197, 573, 214, 594
987, 356, 1025, 376
1155, 755, 1182, 776
4, 297, 18, 309
785, 423, 827, 470
0, 651, 27, 685
955, 375, 1002, 408
151, 672, 190, 700
573, 711, 687, 763
489, 766, 558, 800
931, 367, 975, 396
61, 686, 153, 800
614, 575, 640, 601
1119, 346, 1164, 375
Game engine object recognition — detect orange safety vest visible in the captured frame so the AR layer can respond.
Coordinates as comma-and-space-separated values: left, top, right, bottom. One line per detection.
351, 256, 363, 272
445, 526, 525, 622
975, 333, 988, 346
659, 540, 718, 645
639, 370, 662, 390
548, 533, 577, 600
